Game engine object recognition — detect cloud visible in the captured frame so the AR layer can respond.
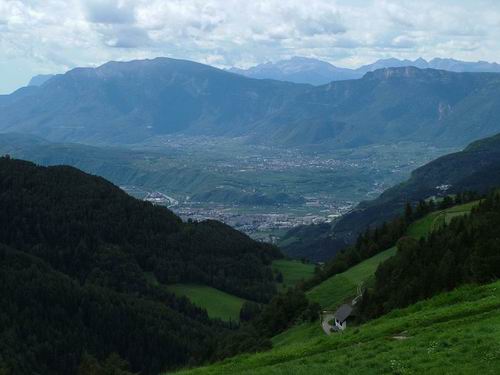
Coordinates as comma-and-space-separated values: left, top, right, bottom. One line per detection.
101, 25, 151, 48
83, 0, 136, 24
390, 35, 417, 49
0, 0, 500, 93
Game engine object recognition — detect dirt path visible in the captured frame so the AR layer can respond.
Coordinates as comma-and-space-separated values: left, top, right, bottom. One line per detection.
321, 313, 335, 335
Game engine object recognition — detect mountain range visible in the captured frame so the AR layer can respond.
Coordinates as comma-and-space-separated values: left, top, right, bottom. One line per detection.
229, 56, 500, 85
281, 132, 500, 261
228, 56, 359, 85
2, 57, 500, 149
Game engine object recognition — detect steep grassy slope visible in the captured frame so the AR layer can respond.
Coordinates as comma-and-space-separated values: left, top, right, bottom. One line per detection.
166, 284, 247, 322
272, 260, 316, 290
307, 201, 478, 311
174, 280, 500, 374
266, 247, 398, 350
253, 200, 482, 352
307, 246, 397, 310
359, 192, 500, 320
407, 201, 478, 239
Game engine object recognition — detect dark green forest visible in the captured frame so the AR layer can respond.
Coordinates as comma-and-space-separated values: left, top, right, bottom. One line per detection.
301, 193, 478, 292
359, 191, 500, 319
0, 157, 281, 374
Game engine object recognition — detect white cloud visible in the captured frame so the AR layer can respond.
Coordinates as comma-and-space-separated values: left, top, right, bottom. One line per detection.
0, 0, 500, 93
84, 0, 136, 24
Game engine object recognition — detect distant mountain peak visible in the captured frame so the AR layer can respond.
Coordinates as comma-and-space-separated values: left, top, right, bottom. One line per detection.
227, 56, 359, 85
230, 56, 500, 85
27, 74, 55, 87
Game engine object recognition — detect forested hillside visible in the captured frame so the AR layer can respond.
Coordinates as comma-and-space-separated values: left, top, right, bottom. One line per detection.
283, 132, 500, 261
0, 157, 281, 374
359, 191, 500, 318
0, 245, 215, 374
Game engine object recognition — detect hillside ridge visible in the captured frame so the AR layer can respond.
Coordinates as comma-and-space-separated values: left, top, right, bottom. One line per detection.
2, 58, 500, 148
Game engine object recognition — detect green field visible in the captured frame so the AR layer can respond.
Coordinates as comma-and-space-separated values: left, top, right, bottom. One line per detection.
271, 321, 322, 348
174, 280, 500, 374
276, 201, 481, 345
407, 201, 479, 239
269, 247, 398, 350
166, 284, 247, 322
306, 247, 397, 310
306, 201, 480, 311
273, 259, 316, 290
171, 200, 497, 374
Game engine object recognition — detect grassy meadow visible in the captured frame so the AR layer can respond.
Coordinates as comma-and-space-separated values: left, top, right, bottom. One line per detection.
166, 284, 247, 322
306, 246, 397, 310
173, 280, 500, 374
307, 200, 480, 311
407, 201, 479, 239
273, 259, 316, 290
170, 199, 500, 374
272, 200, 483, 351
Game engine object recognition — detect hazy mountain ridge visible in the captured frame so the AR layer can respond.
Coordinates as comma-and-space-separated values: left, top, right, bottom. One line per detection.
230, 56, 500, 85
28, 74, 55, 87
0, 57, 307, 144
228, 56, 359, 84
2, 58, 500, 149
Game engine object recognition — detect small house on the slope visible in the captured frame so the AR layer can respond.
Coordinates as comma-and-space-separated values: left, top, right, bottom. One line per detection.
333, 304, 353, 331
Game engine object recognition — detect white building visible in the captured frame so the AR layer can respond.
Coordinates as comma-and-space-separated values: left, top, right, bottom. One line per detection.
333, 304, 353, 331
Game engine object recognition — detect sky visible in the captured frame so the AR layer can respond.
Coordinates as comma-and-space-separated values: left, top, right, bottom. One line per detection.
1, 0, 500, 94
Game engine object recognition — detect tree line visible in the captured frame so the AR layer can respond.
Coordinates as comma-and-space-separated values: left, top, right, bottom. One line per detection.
302, 191, 480, 292
358, 190, 500, 319
240, 191, 482, 340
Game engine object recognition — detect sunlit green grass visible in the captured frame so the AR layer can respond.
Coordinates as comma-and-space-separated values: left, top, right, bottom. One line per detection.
407, 201, 479, 239
306, 201, 478, 311
172, 200, 499, 374
173, 281, 500, 374
306, 247, 397, 310
273, 259, 316, 290
271, 200, 481, 348
271, 321, 321, 348
166, 284, 247, 322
